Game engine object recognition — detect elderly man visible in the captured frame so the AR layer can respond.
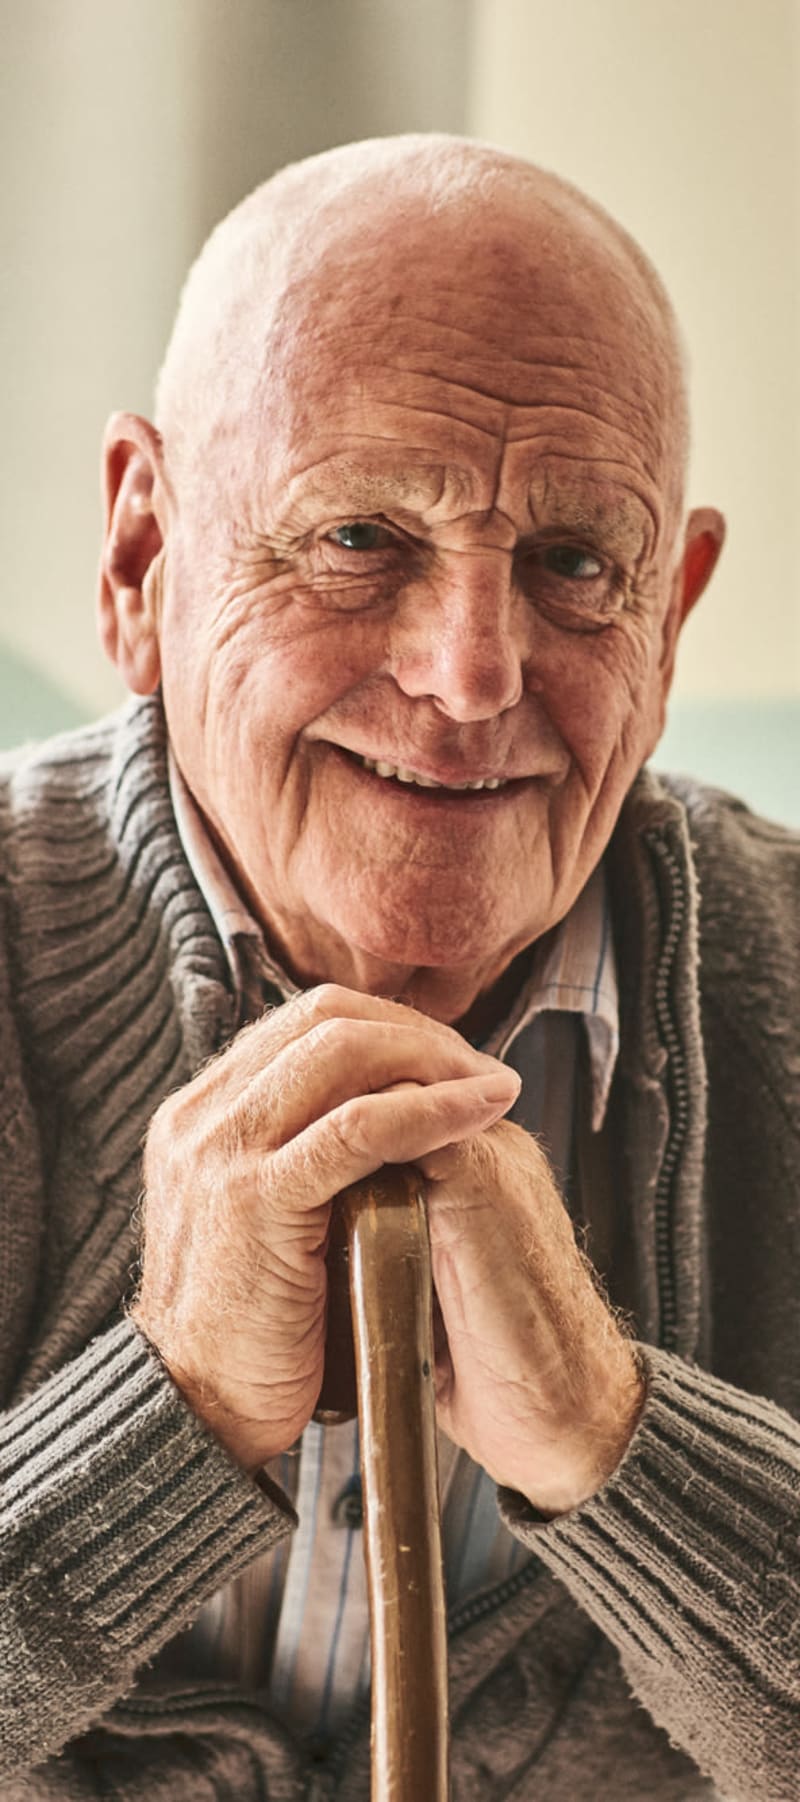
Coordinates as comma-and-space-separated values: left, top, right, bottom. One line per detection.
0, 135, 797, 1800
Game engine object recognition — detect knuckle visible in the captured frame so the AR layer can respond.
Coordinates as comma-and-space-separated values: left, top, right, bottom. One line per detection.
234, 1067, 273, 1133
302, 982, 354, 1022
306, 1014, 359, 1057
305, 1014, 341, 1053
327, 1095, 372, 1160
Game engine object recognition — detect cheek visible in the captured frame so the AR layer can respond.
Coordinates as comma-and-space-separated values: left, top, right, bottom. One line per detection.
535, 620, 663, 777
165, 569, 388, 764
217, 616, 382, 730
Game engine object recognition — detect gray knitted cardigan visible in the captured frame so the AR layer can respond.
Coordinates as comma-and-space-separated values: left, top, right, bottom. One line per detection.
0, 697, 797, 1801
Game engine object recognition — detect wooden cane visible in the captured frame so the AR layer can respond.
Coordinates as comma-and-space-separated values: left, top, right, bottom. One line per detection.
315, 1166, 449, 1801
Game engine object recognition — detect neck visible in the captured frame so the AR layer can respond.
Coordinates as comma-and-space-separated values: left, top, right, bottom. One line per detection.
257, 912, 537, 1041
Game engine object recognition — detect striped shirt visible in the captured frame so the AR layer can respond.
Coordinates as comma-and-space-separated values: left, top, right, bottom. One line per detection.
157, 758, 619, 1745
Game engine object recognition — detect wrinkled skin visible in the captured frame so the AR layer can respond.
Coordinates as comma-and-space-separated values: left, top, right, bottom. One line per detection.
100, 142, 724, 1508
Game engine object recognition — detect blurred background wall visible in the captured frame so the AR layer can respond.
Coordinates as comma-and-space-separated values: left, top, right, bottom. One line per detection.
1, 0, 798, 820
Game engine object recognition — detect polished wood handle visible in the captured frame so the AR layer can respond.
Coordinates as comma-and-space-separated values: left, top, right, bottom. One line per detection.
340, 1166, 449, 1802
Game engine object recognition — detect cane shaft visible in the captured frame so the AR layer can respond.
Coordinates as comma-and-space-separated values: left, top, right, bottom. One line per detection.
342, 1169, 449, 1802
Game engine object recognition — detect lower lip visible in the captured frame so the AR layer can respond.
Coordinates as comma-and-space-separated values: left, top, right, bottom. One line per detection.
329, 747, 534, 809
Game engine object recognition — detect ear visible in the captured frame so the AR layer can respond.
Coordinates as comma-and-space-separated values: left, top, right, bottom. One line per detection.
677, 506, 726, 626
659, 505, 726, 688
97, 412, 169, 695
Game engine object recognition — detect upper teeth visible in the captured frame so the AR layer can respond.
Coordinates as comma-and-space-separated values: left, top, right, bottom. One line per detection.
361, 756, 506, 791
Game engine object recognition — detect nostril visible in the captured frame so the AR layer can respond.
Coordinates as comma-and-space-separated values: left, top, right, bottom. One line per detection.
389, 609, 525, 710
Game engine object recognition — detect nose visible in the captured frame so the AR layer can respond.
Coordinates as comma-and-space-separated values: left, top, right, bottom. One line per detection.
389, 550, 525, 723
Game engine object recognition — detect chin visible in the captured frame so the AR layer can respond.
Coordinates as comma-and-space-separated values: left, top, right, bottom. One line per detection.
310, 854, 531, 973
332, 901, 500, 972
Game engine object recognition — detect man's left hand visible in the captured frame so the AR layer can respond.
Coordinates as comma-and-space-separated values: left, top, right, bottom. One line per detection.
417, 1120, 646, 1517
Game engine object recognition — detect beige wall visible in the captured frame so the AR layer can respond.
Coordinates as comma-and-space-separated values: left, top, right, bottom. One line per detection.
1, 1, 194, 716
0, 0, 470, 718
1, 0, 798, 716
469, 0, 800, 698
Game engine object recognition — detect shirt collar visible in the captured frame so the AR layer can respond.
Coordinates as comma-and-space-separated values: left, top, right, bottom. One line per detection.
481, 862, 619, 1130
169, 751, 619, 1129
168, 750, 302, 1004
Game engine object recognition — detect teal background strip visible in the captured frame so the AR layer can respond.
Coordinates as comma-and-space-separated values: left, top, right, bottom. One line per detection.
657, 698, 798, 827
0, 644, 797, 826
0, 646, 88, 746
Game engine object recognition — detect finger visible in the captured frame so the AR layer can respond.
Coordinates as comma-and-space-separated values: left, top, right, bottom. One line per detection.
264, 1070, 522, 1214
183, 982, 498, 1113
230, 1017, 510, 1150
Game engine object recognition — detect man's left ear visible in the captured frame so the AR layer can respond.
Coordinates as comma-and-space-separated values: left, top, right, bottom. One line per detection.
97, 412, 171, 695
660, 506, 726, 684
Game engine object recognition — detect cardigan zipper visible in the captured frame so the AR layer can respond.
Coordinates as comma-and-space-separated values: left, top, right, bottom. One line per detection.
644, 829, 690, 1354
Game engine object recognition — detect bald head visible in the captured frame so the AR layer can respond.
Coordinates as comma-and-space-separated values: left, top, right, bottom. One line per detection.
155, 134, 689, 516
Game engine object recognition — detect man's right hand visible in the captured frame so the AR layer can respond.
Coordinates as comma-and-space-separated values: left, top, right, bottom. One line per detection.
130, 984, 520, 1473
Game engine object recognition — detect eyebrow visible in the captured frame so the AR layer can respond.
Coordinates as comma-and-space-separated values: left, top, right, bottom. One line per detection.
276, 453, 474, 523
525, 480, 656, 558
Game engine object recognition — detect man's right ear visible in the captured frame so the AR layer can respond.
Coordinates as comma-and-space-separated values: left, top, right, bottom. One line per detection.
97, 412, 168, 695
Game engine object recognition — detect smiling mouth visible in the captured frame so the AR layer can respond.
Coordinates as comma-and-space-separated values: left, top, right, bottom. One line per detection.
354, 753, 511, 796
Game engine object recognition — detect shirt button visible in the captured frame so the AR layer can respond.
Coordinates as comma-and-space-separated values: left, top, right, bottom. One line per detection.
332, 1478, 363, 1528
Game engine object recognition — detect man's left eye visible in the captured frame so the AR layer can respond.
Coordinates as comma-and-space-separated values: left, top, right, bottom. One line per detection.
542, 545, 603, 579
328, 522, 390, 551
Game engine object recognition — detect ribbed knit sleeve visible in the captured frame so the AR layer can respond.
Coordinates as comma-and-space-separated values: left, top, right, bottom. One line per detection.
499, 1344, 800, 1802
0, 1318, 295, 1777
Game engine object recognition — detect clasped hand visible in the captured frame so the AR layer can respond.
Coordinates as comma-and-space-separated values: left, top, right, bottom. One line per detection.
132, 986, 644, 1515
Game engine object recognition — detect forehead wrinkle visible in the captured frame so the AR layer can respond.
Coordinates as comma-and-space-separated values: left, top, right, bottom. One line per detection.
347, 345, 665, 476
507, 412, 666, 498
389, 323, 663, 391
394, 366, 664, 462
505, 397, 658, 445
394, 363, 529, 416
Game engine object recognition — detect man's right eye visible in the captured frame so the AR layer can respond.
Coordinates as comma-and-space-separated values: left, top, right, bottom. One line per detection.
328, 522, 390, 551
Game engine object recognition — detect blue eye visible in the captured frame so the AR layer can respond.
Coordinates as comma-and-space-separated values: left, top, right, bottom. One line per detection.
543, 545, 603, 579
330, 522, 385, 551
